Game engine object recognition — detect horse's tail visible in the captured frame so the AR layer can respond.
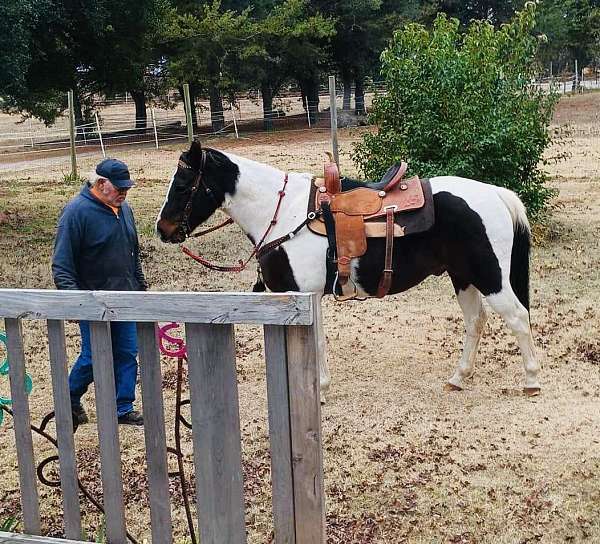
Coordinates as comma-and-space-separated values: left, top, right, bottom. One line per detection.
494, 186, 531, 312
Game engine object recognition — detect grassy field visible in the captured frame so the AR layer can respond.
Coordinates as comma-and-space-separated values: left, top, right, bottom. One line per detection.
1, 93, 599, 543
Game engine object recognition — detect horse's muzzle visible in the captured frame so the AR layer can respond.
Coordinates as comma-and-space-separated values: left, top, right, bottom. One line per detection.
156, 219, 187, 244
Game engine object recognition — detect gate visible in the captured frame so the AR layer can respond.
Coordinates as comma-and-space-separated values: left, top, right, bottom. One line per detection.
0, 289, 324, 544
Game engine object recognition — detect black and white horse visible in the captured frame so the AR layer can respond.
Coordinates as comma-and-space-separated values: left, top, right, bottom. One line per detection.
156, 140, 540, 396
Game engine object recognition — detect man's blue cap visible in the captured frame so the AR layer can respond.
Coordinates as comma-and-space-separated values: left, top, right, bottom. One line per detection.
96, 158, 135, 189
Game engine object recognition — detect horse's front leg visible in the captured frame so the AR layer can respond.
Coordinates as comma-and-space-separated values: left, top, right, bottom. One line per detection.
315, 297, 331, 403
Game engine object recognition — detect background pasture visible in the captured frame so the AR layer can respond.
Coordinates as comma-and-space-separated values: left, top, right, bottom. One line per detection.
0, 92, 599, 543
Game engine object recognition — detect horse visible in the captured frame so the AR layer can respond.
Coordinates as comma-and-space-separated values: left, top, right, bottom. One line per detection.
156, 140, 541, 397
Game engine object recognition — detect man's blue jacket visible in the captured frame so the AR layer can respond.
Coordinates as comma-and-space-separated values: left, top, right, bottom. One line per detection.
52, 183, 147, 291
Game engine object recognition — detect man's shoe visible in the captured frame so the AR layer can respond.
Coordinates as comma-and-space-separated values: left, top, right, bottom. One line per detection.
117, 410, 144, 426
72, 405, 89, 425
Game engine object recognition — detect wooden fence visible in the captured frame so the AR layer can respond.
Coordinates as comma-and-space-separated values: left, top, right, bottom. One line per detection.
0, 289, 325, 544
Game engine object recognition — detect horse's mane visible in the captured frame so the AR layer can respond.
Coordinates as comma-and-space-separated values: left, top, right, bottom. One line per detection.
208, 148, 284, 177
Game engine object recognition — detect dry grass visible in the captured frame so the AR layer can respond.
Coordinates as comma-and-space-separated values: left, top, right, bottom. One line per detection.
1, 95, 600, 543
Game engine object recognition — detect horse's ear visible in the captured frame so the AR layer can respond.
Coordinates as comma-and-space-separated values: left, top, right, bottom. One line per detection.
188, 139, 203, 169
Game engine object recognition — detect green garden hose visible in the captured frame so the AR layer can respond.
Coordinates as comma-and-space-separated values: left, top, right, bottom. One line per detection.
0, 330, 33, 426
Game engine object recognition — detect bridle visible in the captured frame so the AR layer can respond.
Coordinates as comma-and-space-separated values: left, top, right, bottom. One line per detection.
176, 150, 214, 238
170, 152, 317, 274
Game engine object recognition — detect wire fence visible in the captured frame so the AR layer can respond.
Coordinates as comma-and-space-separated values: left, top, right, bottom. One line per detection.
1, 70, 598, 175
0, 86, 377, 173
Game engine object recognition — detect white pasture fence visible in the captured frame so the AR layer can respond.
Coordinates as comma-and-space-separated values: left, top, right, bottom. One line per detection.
0, 289, 325, 544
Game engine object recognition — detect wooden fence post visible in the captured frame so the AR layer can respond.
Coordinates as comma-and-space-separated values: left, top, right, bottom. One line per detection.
5, 318, 41, 535
185, 323, 246, 544
47, 320, 82, 540
137, 322, 173, 543
285, 293, 325, 544
89, 321, 127, 543
264, 324, 296, 543
67, 90, 77, 179
183, 83, 194, 145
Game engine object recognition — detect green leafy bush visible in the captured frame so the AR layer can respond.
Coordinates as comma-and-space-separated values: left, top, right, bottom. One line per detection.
353, 2, 559, 219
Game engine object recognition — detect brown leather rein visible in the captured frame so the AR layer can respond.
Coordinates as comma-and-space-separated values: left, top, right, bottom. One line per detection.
180, 171, 293, 272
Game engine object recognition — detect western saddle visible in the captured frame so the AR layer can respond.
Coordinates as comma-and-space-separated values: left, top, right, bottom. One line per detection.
308, 158, 433, 300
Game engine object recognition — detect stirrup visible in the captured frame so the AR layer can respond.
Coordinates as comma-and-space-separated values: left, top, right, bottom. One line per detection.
332, 273, 367, 302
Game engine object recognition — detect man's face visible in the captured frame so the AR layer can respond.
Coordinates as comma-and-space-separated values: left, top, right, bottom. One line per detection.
97, 178, 130, 207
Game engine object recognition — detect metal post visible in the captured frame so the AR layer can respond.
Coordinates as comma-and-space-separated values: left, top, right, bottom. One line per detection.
28, 118, 34, 148
304, 96, 311, 128
231, 105, 239, 139
95, 113, 106, 158
67, 90, 77, 179
328, 75, 339, 167
575, 59, 579, 90
183, 83, 194, 144
151, 108, 159, 149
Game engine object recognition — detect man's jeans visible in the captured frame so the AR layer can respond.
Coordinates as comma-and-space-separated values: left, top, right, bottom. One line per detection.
69, 321, 138, 417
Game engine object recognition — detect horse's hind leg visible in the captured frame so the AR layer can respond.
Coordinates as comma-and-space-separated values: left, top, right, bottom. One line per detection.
485, 287, 540, 395
446, 284, 487, 391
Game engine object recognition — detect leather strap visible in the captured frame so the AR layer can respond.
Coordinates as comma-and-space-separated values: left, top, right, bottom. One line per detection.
376, 207, 396, 298
321, 201, 339, 286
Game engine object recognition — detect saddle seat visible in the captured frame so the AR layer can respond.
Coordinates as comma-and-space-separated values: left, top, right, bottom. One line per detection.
308, 159, 434, 300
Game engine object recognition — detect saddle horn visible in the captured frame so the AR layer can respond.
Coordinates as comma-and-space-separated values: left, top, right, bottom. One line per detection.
324, 152, 341, 194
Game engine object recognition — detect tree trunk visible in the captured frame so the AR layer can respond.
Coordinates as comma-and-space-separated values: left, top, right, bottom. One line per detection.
355, 76, 365, 115
130, 90, 147, 130
342, 76, 352, 110
208, 84, 225, 133
300, 77, 320, 125
261, 82, 274, 131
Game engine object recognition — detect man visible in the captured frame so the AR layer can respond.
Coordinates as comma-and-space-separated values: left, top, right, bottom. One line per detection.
52, 158, 148, 429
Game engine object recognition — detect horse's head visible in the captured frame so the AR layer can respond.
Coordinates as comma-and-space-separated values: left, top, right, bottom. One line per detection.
156, 140, 239, 243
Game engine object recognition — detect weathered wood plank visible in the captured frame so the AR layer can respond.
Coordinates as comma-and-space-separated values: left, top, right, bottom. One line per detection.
0, 532, 87, 543
185, 323, 246, 544
137, 322, 173, 544
264, 325, 295, 544
285, 294, 325, 544
0, 290, 314, 325
89, 321, 127, 543
46, 320, 82, 540
5, 319, 41, 536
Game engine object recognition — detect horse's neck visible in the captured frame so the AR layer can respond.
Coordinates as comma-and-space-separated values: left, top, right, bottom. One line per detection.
223, 155, 311, 243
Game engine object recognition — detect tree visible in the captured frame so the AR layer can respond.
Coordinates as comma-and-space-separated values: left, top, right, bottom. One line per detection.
0, 0, 169, 129
163, 0, 254, 132
0, 0, 82, 125
89, 0, 171, 129
424, 0, 526, 26
0, 1, 34, 111
535, 0, 600, 72
353, 2, 559, 218
237, 0, 335, 130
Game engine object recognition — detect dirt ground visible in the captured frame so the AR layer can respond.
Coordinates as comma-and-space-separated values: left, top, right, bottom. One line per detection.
1, 92, 600, 543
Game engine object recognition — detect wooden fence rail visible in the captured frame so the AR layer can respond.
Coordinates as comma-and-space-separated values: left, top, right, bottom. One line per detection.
0, 289, 325, 544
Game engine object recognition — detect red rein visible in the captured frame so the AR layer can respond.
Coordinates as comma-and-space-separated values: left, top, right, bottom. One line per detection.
181, 173, 289, 272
